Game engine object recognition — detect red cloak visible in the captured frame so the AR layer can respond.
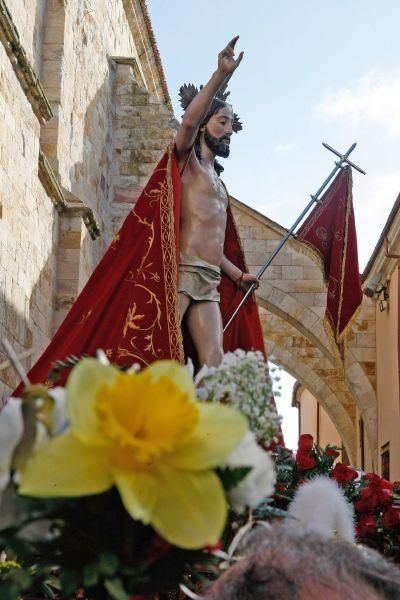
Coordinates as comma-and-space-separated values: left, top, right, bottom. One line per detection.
13, 146, 265, 394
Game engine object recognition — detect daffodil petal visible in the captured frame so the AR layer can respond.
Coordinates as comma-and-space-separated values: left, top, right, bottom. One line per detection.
66, 358, 120, 445
152, 468, 227, 549
165, 403, 247, 470
112, 469, 158, 524
146, 360, 195, 397
114, 467, 226, 549
19, 431, 112, 497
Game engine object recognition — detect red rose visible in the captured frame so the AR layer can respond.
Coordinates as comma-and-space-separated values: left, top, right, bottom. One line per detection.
363, 473, 392, 488
366, 475, 393, 492
383, 507, 400, 529
380, 487, 393, 507
331, 463, 358, 486
358, 484, 393, 511
354, 497, 371, 513
357, 474, 394, 511
298, 434, 314, 452
296, 450, 316, 471
326, 449, 340, 459
380, 479, 394, 492
356, 515, 377, 539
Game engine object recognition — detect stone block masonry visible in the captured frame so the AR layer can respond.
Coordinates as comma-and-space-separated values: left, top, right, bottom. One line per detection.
0, 0, 176, 401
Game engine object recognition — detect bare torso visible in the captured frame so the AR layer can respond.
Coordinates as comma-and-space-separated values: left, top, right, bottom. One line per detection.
180, 151, 228, 266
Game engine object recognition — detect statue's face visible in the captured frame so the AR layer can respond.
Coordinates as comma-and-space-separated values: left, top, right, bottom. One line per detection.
203, 105, 234, 158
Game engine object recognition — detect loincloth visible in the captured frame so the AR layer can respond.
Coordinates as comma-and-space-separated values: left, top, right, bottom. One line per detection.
178, 253, 221, 303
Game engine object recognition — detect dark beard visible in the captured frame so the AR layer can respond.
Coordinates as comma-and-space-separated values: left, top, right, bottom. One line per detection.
204, 127, 230, 158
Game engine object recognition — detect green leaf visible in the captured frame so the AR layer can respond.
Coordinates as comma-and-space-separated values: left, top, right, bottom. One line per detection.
83, 563, 100, 587
217, 466, 252, 491
104, 577, 129, 600
98, 552, 118, 577
60, 569, 80, 596
0, 581, 22, 600
278, 464, 294, 472
9, 568, 32, 590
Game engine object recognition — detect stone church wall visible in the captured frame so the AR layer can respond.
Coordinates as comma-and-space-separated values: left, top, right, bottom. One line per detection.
0, 0, 176, 401
0, 22, 58, 398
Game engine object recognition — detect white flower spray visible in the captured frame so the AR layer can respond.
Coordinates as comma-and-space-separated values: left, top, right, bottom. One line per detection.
198, 350, 281, 445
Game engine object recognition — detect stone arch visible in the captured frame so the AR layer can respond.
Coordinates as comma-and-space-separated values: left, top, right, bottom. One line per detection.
230, 198, 377, 464
259, 306, 357, 462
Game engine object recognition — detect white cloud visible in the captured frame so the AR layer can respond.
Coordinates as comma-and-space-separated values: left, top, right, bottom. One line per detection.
315, 69, 400, 138
276, 142, 296, 153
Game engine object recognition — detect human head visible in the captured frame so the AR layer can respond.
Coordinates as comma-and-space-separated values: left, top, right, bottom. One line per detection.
205, 525, 400, 600
195, 100, 234, 173
179, 83, 242, 174
201, 102, 234, 159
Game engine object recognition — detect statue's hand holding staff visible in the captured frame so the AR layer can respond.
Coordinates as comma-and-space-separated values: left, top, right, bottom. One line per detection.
217, 36, 244, 76
236, 272, 259, 292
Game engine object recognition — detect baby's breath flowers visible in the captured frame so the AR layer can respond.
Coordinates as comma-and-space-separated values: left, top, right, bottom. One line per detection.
198, 350, 282, 445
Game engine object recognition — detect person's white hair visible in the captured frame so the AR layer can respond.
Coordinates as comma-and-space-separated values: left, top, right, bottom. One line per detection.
283, 476, 355, 543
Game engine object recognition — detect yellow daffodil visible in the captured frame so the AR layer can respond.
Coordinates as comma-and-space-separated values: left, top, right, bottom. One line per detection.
19, 359, 247, 549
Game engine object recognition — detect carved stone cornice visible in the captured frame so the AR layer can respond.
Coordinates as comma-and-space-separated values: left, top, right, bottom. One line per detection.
0, 0, 53, 123
38, 150, 101, 240
38, 149, 67, 210
61, 188, 101, 241
111, 56, 146, 88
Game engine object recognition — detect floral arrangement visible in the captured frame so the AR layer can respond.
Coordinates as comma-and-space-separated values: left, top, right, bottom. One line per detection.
0, 351, 279, 599
198, 349, 282, 445
272, 434, 400, 561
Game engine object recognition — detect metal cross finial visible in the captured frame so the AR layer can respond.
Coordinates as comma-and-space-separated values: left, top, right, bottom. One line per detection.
223, 142, 366, 333
322, 142, 366, 175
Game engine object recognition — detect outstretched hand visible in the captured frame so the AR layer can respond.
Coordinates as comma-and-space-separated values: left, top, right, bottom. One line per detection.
217, 36, 244, 76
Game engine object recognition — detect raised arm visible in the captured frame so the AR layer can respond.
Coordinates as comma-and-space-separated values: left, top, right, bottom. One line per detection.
175, 36, 244, 167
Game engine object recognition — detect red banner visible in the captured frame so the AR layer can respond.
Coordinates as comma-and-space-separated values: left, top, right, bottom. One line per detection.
297, 167, 362, 358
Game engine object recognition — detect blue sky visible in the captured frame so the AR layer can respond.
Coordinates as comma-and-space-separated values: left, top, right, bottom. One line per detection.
147, 1, 400, 447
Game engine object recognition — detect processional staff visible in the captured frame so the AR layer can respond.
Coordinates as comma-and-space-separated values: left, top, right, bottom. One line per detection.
223, 142, 366, 332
